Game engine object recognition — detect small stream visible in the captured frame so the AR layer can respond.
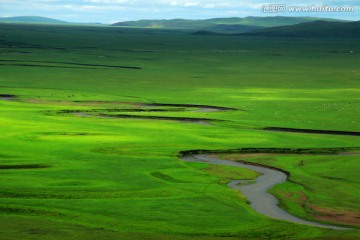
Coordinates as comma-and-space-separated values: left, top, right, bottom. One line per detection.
181, 154, 351, 230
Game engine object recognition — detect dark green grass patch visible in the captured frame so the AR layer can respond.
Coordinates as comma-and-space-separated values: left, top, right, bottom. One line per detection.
150, 171, 187, 183
0, 164, 49, 170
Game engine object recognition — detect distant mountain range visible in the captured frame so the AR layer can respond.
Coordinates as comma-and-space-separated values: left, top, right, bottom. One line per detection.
112, 16, 348, 33
0, 16, 67, 24
190, 20, 360, 38
1, 16, 358, 37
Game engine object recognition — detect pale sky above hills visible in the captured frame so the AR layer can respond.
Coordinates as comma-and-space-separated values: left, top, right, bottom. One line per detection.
0, 0, 359, 23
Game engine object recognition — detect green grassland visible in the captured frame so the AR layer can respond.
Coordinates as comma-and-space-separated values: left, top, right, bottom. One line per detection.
0, 23, 359, 239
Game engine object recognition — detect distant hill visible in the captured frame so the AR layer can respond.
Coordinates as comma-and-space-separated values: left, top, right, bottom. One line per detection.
112, 16, 347, 33
0, 16, 66, 24
206, 16, 346, 27
243, 21, 360, 37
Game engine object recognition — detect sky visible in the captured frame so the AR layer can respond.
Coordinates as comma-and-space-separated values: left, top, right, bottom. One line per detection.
0, 0, 359, 23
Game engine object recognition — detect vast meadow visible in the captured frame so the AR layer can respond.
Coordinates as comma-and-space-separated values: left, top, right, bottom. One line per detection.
0, 23, 359, 239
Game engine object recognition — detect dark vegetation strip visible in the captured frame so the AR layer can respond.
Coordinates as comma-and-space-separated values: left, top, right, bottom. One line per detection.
58, 108, 185, 113
147, 103, 237, 111
0, 60, 142, 70
178, 147, 360, 158
0, 63, 98, 69
0, 164, 49, 170
68, 102, 235, 111
264, 127, 360, 136
0, 94, 16, 98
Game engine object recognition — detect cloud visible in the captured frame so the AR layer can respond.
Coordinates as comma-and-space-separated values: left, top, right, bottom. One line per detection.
76, 5, 127, 11
169, 1, 199, 7
83, 0, 129, 3
151, 0, 263, 9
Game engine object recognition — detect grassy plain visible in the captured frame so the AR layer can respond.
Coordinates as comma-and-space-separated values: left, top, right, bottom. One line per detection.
0, 23, 359, 239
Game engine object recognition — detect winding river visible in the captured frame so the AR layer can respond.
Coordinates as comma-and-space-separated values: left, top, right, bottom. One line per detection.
181, 154, 351, 230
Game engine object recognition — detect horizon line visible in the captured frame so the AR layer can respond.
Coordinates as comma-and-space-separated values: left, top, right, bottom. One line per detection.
0, 15, 358, 25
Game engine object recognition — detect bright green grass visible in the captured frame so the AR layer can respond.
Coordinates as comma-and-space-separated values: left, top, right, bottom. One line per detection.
0, 23, 359, 239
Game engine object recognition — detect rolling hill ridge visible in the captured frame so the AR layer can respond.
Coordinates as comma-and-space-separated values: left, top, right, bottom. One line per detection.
112, 16, 347, 33
0, 16, 67, 24
244, 20, 360, 37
